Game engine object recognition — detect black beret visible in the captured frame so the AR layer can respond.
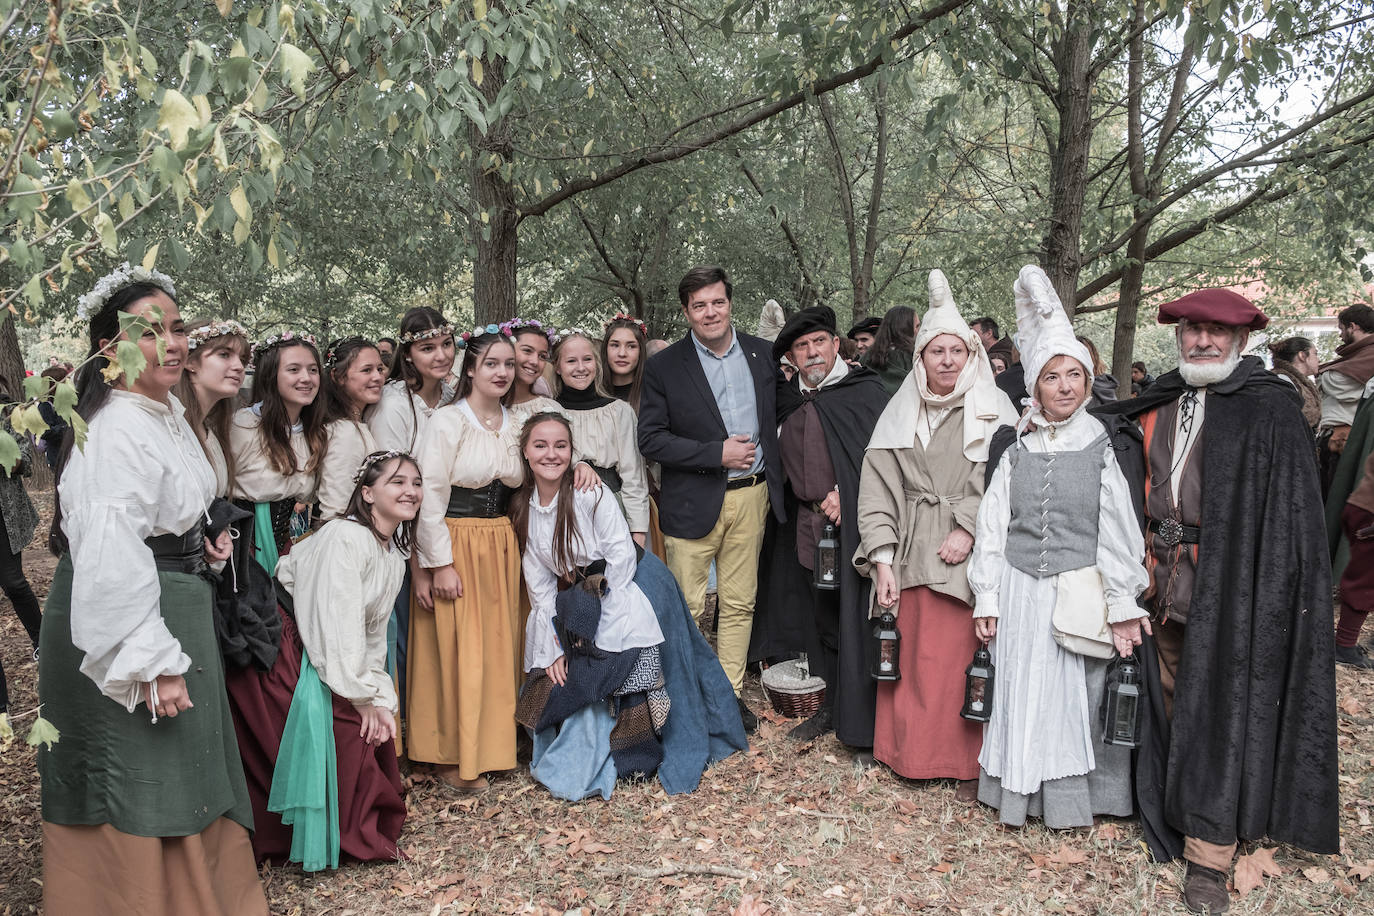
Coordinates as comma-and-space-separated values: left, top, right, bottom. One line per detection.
773, 306, 839, 364
846, 316, 882, 339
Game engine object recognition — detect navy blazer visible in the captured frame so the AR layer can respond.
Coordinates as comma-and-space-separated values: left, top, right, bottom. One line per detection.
638, 329, 785, 540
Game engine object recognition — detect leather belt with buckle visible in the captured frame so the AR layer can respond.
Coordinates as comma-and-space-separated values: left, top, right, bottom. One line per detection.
1148, 517, 1200, 546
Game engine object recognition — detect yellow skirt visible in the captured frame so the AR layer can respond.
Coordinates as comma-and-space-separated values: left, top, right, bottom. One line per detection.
42, 818, 267, 916
407, 516, 521, 778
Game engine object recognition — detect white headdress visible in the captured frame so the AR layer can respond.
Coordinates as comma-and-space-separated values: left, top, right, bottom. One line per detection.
868, 269, 1018, 460
77, 262, 176, 321
1012, 265, 1094, 394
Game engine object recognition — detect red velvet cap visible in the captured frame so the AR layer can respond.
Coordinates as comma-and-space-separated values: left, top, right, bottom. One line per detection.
1157, 288, 1269, 330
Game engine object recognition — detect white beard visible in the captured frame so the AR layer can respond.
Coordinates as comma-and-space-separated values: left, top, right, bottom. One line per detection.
1177, 348, 1241, 387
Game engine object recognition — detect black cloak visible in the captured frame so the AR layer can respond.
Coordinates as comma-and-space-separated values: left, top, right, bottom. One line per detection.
749, 366, 890, 748
1092, 356, 1338, 861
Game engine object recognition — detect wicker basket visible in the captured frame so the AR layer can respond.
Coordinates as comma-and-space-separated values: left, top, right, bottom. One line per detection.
761, 658, 827, 719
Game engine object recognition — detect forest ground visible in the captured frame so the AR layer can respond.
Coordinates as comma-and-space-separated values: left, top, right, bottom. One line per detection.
2, 489, 1372, 915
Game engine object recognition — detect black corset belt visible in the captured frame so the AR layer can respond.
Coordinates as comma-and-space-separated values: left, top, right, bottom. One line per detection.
447, 482, 512, 518
587, 463, 623, 493
145, 521, 207, 575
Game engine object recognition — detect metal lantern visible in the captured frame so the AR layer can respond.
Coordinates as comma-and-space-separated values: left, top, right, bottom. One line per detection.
960, 644, 995, 722
871, 612, 901, 682
1100, 656, 1143, 748
813, 522, 840, 590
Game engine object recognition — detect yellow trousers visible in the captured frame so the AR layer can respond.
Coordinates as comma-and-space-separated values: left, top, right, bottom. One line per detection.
664, 481, 769, 693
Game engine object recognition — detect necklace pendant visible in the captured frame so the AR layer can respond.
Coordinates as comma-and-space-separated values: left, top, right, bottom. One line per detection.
1048, 425, 1057, 440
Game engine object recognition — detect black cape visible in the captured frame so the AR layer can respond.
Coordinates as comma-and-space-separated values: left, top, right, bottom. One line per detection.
750, 366, 890, 747
1092, 356, 1338, 860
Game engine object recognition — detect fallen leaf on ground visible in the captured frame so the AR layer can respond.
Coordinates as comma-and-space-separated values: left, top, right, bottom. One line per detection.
1339, 695, 1362, 717
822, 885, 847, 898
1096, 823, 1123, 842
1302, 866, 1332, 884
1047, 844, 1088, 867
1348, 860, 1374, 882
1233, 847, 1282, 897
732, 894, 771, 915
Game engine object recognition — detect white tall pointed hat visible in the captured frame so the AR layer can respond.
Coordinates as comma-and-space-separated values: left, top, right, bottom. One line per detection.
1013, 264, 1094, 392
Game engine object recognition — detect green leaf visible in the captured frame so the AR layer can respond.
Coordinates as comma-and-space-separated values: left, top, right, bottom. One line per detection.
21, 274, 43, 307
64, 179, 93, 214
0, 711, 12, 743
26, 716, 60, 751
69, 413, 88, 451
158, 89, 199, 151
10, 174, 39, 222
279, 42, 315, 99
22, 374, 49, 400
0, 434, 19, 476
93, 211, 118, 254
48, 110, 78, 141
53, 380, 78, 421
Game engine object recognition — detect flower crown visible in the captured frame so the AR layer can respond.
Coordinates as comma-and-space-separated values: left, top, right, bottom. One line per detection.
398, 323, 454, 346
77, 262, 177, 321
353, 448, 413, 484
604, 312, 647, 337
323, 335, 373, 370
457, 323, 513, 349
187, 319, 248, 351
500, 316, 555, 343
251, 330, 318, 364
552, 326, 599, 345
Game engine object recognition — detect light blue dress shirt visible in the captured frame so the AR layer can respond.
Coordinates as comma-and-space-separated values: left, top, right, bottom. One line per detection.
691, 327, 764, 477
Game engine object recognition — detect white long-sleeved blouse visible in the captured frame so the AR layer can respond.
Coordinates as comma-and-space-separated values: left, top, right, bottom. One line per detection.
228, 405, 317, 503
275, 519, 404, 712
413, 400, 524, 569
202, 427, 230, 497
60, 390, 215, 710
521, 487, 664, 672
564, 400, 650, 533
968, 408, 1148, 624
317, 419, 377, 522
366, 379, 456, 454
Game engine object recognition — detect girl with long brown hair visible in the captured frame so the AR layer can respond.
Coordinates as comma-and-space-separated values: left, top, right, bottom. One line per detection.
600, 313, 648, 411
511, 412, 746, 800
369, 307, 457, 453
174, 319, 249, 496
317, 336, 388, 522
230, 333, 327, 565
410, 329, 524, 791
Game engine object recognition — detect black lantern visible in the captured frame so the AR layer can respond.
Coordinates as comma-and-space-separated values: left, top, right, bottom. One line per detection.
871, 612, 901, 682
1100, 656, 1142, 747
960, 644, 995, 722
813, 522, 840, 590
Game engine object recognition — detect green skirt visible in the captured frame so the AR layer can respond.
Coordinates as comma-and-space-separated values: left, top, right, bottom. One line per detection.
38, 556, 253, 837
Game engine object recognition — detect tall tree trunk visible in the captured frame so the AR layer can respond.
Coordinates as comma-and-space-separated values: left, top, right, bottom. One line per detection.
1041, 1, 1096, 314
0, 315, 27, 403
855, 77, 890, 321
471, 51, 517, 325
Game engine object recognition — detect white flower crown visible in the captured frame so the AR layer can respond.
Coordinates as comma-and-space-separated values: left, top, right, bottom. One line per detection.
77, 262, 177, 321
552, 326, 599, 345
187, 319, 249, 351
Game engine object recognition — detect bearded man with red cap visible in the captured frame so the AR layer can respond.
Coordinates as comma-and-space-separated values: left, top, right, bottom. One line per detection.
1094, 289, 1337, 914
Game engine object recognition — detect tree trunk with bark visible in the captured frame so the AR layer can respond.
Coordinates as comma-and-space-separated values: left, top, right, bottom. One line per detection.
471, 53, 518, 326
1041, 1, 1096, 315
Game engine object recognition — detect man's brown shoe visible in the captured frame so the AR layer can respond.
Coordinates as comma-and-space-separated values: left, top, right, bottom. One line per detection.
1183, 862, 1230, 914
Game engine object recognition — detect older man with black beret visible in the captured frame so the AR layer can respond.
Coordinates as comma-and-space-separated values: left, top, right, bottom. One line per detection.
756, 307, 890, 753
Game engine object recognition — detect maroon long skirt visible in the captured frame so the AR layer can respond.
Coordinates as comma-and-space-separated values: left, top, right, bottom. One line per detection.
1341, 505, 1374, 611
226, 607, 406, 865
873, 586, 983, 780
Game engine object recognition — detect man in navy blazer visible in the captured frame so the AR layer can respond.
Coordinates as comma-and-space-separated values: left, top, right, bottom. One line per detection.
638, 266, 785, 731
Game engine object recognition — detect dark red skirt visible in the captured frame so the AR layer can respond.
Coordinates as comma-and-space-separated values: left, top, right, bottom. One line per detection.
226, 607, 405, 865
1341, 505, 1374, 612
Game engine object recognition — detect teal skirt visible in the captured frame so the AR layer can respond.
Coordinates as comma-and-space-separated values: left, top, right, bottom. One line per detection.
38, 556, 253, 837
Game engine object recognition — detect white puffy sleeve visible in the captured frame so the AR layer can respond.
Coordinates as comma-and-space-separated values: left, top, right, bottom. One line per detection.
317, 421, 372, 522
1097, 445, 1149, 623
522, 547, 562, 672
613, 403, 650, 533
414, 412, 460, 568
968, 452, 1012, 619
594, 489, 639, 597
367, 384, 418, 453
282, 526, 397, 712
64, 451, 190, 710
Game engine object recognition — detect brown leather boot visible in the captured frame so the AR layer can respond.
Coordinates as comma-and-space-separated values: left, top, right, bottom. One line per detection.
1183, 862, 1230, 914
